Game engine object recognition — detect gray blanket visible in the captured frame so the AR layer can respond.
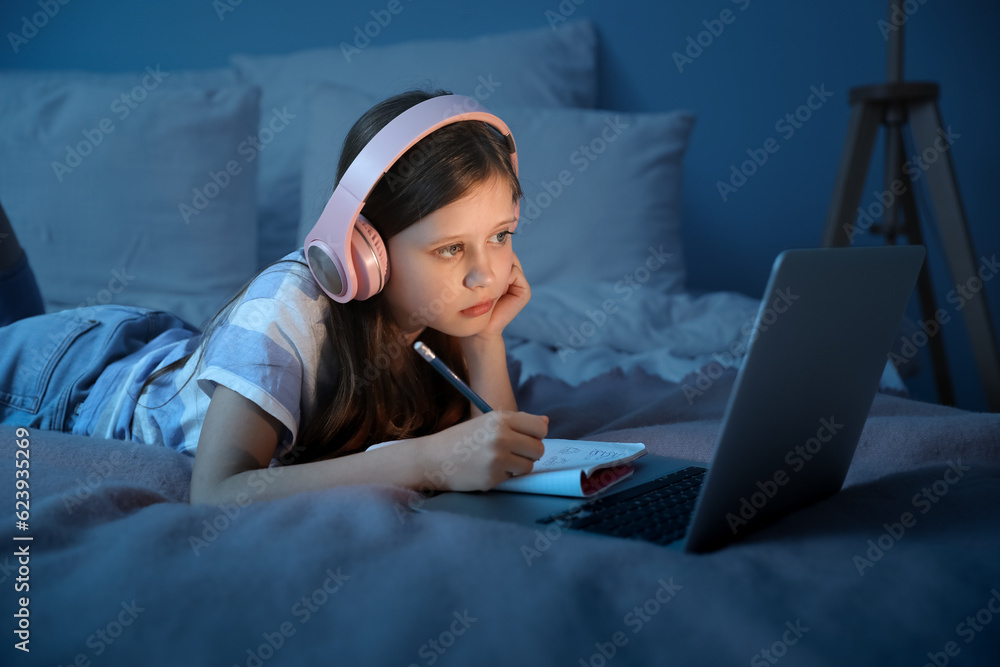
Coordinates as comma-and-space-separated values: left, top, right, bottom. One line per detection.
2, 368, 999, 666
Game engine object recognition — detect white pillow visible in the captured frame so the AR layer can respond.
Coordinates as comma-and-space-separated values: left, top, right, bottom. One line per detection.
298, 84, 694, 299
0, 69, 260, 329
231, 19, 600, 270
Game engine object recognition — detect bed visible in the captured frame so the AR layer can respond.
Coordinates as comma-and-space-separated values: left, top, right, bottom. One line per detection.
2, 19, 999, 667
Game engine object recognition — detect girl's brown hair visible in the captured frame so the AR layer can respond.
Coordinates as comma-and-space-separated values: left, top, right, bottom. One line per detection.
140, 89, 522, 464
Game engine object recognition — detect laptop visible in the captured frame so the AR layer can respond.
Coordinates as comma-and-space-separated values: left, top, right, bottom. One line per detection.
421, 245, 926, 553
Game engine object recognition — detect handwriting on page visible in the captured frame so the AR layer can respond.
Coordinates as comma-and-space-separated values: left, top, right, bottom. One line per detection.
538, 445, 618, 467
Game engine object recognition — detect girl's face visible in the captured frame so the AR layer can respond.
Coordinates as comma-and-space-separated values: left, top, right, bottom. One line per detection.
384, 176, 517, 341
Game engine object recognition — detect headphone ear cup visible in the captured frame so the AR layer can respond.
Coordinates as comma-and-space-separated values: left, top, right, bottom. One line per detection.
350, 215, 389, 300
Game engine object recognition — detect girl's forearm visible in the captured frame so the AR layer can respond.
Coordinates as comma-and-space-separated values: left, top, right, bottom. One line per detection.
191, 442, 428, 505
460, 335, 517, 416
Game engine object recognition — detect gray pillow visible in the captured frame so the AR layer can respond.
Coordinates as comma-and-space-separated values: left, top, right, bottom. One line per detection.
0, 69, 260, 329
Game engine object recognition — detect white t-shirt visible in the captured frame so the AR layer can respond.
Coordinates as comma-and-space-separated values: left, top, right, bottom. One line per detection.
74, 250, 338, 461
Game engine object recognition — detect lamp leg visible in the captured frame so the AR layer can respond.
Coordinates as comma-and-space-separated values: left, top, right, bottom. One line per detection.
893, 130, 956, 405
823, 101, 883, 248
908, 100, 1000, 410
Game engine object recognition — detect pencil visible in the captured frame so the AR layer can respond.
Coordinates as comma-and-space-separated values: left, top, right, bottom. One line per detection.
413, 341, 493, 413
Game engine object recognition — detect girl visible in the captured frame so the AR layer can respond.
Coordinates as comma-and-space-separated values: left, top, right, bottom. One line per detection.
0, 89, 549, 504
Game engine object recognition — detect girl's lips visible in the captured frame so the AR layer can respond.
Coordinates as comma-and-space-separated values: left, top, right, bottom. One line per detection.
460, 299, 495, 317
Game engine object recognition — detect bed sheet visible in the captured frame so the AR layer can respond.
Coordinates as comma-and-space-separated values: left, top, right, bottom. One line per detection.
2, 368, 998, 666
505, 283, 763, 387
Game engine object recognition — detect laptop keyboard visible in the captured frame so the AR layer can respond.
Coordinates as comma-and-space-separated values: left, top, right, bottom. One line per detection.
537, 466, 708, 546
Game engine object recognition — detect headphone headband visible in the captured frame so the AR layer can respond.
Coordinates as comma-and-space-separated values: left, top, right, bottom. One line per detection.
304, 94, 518, 303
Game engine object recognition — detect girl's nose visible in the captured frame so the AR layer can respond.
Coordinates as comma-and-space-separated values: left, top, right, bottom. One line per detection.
463, 251, 496, 289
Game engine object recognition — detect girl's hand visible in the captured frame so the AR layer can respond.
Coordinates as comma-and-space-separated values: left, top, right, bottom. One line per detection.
477, 251, 530, 340
414, 410, 548, 492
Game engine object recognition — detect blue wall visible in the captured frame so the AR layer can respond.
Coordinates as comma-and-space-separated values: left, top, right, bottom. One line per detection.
2, 0, 997, 411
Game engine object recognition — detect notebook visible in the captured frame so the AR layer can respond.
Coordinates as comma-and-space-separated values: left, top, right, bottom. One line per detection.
492, 439, 646, 497
420, 246, 927, 553
368, 438, 646, 497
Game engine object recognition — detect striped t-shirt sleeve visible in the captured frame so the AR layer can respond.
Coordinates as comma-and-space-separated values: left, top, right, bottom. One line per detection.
189, 255, 335, 454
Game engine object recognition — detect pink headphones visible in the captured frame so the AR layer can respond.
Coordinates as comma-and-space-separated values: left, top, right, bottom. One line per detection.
304, 94, 519, 303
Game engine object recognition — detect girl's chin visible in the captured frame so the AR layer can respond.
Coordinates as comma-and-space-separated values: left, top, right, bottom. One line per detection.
428, 318, 489, 339
396, 320, 485, 343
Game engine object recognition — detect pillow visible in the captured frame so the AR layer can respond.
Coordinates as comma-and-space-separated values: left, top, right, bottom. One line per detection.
490, 103, 693, 295
231, 19, 600, 270
298, 83, 693, 298
0, 69, 260, 329
298, 85, 377, 244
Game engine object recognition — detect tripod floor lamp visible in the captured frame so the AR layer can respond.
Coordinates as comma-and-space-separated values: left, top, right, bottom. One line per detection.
822, 1, 1000, 411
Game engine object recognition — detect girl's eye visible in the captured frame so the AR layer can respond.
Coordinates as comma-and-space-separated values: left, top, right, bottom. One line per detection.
438, 243, 462, 258
491, 231, 512, 244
